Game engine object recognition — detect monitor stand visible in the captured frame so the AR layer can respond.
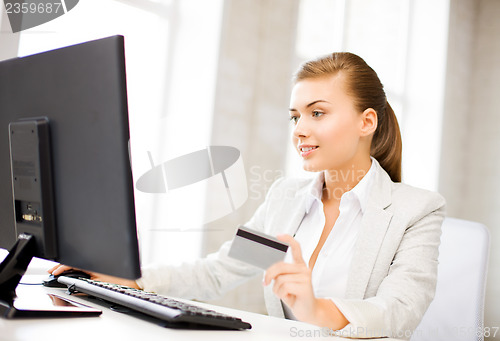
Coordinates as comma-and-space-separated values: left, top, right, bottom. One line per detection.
0, 118, 101, 318
0, 234, 102, 318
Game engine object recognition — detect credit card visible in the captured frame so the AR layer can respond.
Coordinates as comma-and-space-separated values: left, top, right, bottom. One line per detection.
227, 225, 289, 270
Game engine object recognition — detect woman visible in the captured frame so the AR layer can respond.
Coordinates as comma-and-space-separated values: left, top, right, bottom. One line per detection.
51, 52, 445, 339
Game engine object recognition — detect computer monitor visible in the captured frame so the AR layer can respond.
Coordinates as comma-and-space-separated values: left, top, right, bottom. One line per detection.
0, 36, 141, 315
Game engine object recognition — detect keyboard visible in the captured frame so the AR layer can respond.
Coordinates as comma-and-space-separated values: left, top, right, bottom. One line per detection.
57, 276, 252, 330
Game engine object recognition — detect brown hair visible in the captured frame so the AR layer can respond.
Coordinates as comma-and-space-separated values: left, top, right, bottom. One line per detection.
294, 52, 402, 182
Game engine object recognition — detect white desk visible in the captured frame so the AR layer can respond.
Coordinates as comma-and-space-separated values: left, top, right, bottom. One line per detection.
1, 281, 404, 341
0, 253, 401, 341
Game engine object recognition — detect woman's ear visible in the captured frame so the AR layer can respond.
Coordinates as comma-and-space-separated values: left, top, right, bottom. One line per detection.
360, 108, 378, 137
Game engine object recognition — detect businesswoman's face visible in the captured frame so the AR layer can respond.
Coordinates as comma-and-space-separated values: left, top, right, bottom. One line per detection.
289, 74, 367, 172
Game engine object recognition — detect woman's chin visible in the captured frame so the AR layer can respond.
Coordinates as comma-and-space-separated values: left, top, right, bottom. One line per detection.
302, 162, 322, 172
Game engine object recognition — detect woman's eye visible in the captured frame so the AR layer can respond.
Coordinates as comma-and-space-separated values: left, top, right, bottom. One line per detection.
289, 115, 299, 124
312, 111, 323, 117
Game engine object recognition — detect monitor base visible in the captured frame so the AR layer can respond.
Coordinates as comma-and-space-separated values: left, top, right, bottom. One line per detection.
0, 233, 36, 303
0, 234, 101, 318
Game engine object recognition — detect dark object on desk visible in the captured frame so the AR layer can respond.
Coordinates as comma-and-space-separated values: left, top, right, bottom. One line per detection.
43, 270, 92, 288
58, 276, 252, 331
0, 35, 140, 318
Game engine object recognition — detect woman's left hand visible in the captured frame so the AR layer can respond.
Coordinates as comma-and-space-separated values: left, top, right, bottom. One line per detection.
263, 234, 319, 323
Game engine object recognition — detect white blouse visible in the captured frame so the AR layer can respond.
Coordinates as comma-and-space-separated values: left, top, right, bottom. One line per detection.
282, 158, 377, 319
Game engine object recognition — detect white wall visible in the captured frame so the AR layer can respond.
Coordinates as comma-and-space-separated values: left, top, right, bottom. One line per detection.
440, 0, 500, 338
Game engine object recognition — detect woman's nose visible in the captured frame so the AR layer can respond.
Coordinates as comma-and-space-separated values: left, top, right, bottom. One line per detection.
293, 117, 309, 138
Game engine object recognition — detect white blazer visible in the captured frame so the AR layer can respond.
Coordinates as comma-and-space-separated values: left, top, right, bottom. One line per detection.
138, 159, 446, 339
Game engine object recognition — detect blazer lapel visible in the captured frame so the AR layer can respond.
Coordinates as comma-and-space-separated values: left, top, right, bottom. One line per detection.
264, 179, 311, 318
345, 166, 393, 299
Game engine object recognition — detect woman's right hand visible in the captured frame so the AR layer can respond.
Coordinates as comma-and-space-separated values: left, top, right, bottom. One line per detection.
48, 264, 141, 289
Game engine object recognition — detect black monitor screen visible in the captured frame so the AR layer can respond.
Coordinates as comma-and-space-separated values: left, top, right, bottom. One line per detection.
0, 36, 141, 280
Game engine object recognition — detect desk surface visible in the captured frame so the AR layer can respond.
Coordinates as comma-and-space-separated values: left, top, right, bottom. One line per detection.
0, 282, 312, 341
1, 281, 403, 341
0, 253, 400, 341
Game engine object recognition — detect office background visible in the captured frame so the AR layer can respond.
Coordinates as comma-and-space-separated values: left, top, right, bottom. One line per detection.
0, 0, 498, 339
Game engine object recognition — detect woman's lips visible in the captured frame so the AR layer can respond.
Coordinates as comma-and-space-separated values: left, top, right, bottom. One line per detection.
299, 146, 318, 157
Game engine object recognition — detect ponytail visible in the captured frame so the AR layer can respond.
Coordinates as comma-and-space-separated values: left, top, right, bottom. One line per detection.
294, 52, 403, 182
371, 101, 402, 182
